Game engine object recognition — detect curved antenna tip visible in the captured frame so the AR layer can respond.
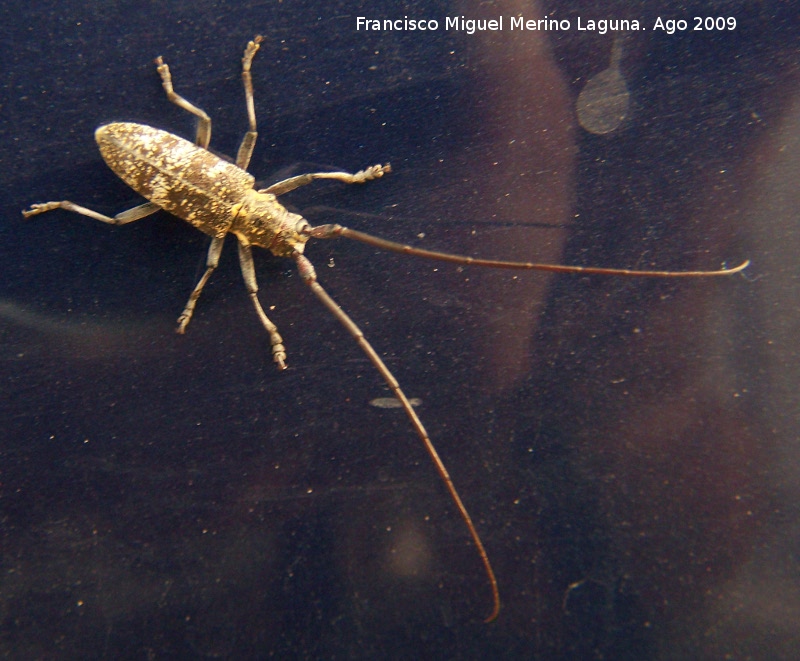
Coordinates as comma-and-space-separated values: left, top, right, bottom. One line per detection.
730, 259, 751, 273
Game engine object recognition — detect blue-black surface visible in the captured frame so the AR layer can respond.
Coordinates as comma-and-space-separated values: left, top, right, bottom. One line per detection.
2, 0, 798, 658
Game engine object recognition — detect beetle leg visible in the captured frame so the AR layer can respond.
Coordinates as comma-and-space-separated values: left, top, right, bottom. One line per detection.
258, 163, 392, 197
154, 55, 212, 149
177, 236, 225, 334
22, 200, 161, 224
235, 238, 287, 370
235, 36, 263, 171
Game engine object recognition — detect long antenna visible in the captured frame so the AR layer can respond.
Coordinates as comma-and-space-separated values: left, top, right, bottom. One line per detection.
308, 224, 750, 277
294, 251, 501, 623
297, 220, 748, 623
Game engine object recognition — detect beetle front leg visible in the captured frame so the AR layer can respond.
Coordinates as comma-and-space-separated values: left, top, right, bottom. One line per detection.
177, 236, 225, 334
236, 239, 287, 370
258, 164, 391, 197
23, 200, 161, 224
155, 56, 212, 149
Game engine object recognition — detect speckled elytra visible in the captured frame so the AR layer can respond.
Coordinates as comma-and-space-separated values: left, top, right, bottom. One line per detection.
23, 36, 749, 623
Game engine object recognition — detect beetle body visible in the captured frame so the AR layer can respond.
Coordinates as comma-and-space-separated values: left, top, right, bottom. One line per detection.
96, 122, 310, 256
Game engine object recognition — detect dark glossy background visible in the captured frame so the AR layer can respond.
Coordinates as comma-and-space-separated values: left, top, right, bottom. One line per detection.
2, 0, 798, 658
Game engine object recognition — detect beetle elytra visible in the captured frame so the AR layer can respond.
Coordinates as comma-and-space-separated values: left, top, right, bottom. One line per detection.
23, 36, 748, 623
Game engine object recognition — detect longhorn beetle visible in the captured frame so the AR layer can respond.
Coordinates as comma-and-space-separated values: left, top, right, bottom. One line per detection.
23, 36, 749, 623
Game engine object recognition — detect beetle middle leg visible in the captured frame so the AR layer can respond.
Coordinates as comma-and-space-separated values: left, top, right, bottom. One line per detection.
235, 36, 263, 171
176, 235, 224, 335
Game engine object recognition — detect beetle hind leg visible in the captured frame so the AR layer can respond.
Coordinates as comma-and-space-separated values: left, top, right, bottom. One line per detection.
23, 200, 160, 224
155, 55, 212, 149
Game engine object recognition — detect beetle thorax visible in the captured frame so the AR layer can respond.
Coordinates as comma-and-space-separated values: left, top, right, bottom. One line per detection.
231, 189, 310, 257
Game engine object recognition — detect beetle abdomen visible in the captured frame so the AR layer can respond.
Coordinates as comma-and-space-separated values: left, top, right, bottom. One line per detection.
95, 123, 255, 237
